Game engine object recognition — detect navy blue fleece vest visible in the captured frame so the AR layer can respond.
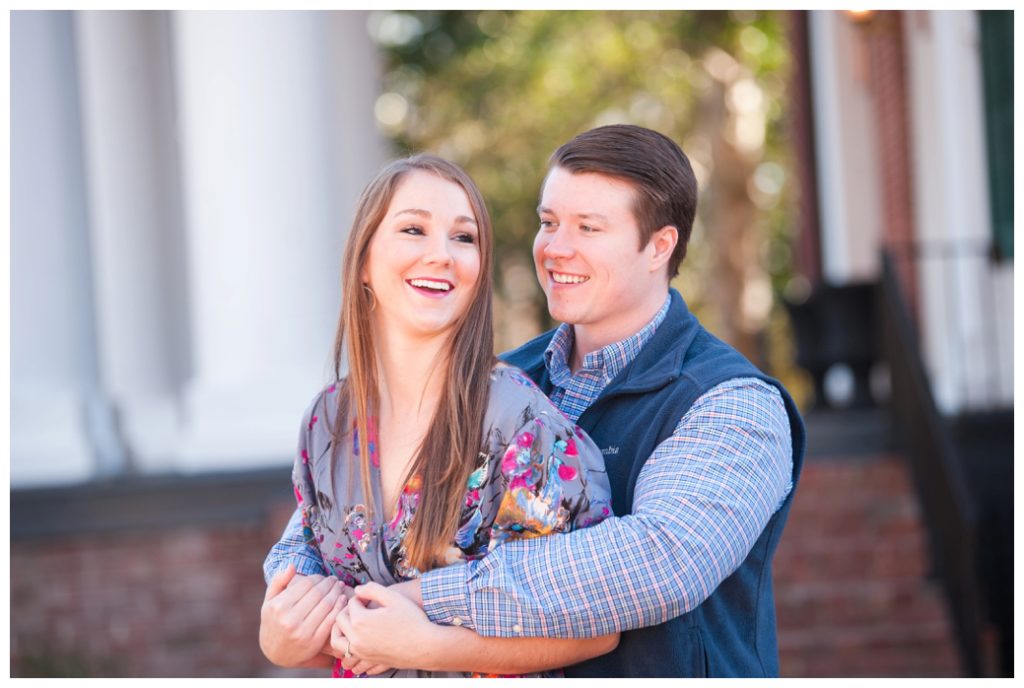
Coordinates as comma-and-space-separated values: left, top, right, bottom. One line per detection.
501, 289, 805, 677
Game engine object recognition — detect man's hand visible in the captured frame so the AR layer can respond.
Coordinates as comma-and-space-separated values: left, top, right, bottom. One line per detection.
259, 564, 350, 667
332, 581, 437, 672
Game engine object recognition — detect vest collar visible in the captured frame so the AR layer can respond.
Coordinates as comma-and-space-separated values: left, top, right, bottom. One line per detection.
598, 289, 699, 396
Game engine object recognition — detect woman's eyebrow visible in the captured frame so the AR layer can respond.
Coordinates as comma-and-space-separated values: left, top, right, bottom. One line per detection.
393, 208, 477, 226
392, 208, 431, 219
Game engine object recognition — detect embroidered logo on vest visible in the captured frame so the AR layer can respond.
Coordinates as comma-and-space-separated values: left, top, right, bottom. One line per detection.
601, 446, 619, 456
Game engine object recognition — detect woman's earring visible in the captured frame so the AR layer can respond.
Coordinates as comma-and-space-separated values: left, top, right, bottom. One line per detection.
362, 284, 377, 311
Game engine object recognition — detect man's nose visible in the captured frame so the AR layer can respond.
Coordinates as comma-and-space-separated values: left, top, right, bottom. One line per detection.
541, 227, 575, 259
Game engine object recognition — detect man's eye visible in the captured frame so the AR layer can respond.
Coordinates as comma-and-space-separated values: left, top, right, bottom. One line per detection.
580, 225, 596, 233
539, 220, 555, 229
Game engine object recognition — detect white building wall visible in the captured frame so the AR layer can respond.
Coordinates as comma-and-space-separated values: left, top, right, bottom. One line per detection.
808, 10, 884, 285
905, 10, 1013, 414
10, 10, 387, 487
11, 11, 113, 485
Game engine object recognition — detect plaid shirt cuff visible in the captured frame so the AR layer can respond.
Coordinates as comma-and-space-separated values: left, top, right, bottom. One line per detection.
421, 561, 476, 630
262, 508, 328, 584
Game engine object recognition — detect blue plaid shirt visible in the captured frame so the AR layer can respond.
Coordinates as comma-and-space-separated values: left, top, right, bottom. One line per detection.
264, 295, 793, 639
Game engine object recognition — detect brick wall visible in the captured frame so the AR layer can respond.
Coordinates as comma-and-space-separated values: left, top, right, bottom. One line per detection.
12, 450, 962, 677
11, 488, 299, 678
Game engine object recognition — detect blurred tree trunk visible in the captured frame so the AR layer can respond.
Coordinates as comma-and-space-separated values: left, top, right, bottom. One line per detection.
699, 48, 770, 366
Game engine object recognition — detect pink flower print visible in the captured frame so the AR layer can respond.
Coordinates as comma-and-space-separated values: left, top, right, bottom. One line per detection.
501, 446, 519, 475
465, 489, 480, 508
564, 438, 578, 456
558, 464, 577, 481
351, 529, 365, 541
301, 449, 309, 464
327, 383, 337, 393
517, 431, 535, 448
308, 414, 318, 430
509, 474, 529, 491
345, 552, 355, 559
293, 485, 303, 504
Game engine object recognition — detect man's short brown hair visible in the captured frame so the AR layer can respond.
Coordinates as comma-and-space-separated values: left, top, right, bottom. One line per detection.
548, 124, 698, 279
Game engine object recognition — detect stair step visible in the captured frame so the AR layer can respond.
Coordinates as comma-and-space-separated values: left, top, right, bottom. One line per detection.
774, 450, 961, 677
779, 620, 961, 677
776, 577, 950, 628
773, 530, 931, 583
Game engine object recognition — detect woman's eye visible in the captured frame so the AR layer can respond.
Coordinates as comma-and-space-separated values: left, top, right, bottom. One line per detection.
539, 220, 555, 230
453, 233, 476, 244
400, 226, 424, 235
580, 225, 595, 233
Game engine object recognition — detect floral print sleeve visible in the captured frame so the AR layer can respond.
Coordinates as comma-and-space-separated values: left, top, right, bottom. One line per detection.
290, 388, 330, 573
457, 365, 612, 558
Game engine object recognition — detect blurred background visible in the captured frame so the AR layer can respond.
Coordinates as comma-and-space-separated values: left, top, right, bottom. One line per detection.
9, 9, 1013, 677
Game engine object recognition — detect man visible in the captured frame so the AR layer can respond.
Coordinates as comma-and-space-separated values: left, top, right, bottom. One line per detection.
261, 124, 805, 677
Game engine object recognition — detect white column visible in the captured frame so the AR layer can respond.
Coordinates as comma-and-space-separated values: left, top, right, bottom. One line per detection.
808, 10, 883, 284
74, 10, 186, 472
11, 11, 111, 485
172, 11, 384, 470
905, 10, 1007, 414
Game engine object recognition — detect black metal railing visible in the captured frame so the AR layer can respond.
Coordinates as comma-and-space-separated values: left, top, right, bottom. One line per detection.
878, 252, 988, 676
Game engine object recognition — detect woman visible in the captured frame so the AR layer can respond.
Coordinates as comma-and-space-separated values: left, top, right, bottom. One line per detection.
263, 155, 617, 677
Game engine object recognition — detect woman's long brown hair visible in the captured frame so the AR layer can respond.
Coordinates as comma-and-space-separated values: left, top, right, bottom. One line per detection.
329, 154, 495, 572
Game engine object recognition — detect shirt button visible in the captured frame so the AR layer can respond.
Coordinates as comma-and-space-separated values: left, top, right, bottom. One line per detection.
512, 624, 522, 633
452, 616, 463, 627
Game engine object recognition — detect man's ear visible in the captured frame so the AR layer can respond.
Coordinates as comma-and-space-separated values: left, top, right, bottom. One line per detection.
648, 225, 679, 274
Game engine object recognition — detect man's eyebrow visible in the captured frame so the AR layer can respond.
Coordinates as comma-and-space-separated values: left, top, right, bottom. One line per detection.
537, 205, 609, 223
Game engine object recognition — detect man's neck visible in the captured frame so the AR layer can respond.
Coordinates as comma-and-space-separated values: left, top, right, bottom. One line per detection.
569, 289, 669, 373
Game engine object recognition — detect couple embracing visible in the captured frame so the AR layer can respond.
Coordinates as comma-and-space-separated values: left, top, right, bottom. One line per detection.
259, 124, 805, 678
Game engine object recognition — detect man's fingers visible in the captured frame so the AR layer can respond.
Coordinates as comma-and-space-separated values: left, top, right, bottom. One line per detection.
264, 563, 296, 601
312, 584, 349, 641
268, 572, 320, 610
290, 575, 338, 621
365, 664, 392, 676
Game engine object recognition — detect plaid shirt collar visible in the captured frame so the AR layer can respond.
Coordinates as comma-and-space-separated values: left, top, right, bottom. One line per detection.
544, 294, 672, 388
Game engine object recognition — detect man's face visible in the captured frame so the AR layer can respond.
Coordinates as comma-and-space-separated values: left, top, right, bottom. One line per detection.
533, 167, 665, 343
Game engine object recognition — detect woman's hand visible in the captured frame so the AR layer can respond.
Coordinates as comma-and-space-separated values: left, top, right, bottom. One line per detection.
331, 581, 439, 672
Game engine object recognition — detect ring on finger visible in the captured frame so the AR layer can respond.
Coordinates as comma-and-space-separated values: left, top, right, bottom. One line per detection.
344, 639, 352, 658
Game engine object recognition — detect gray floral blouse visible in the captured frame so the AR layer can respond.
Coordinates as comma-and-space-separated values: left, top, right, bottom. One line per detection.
291, 364, 613, 678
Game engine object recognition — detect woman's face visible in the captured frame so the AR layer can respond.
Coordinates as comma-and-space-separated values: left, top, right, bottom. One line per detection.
363, 170, 482, 341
